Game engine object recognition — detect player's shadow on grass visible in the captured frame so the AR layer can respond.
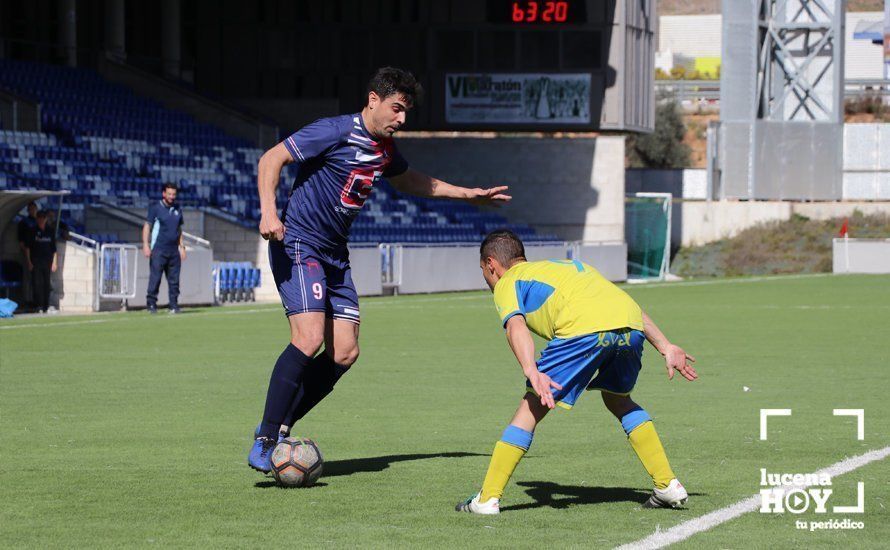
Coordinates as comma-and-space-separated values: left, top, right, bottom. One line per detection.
323, 452, 485, 477
254, 452, 486, 488
499, 481, 704, 511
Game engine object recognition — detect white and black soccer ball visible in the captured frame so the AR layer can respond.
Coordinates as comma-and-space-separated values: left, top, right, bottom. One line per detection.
270, 437, 323, 487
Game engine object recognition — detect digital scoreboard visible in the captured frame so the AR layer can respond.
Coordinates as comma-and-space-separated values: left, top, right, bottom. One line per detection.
487, 1, 587, 25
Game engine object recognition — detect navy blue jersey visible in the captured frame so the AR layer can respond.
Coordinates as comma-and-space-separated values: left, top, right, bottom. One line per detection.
27, 226, 56, 264
17, 216, 36, 244
147, 200, 183, 251
281, 114, 409, 251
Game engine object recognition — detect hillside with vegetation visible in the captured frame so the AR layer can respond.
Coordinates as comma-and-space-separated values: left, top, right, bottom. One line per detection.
672, 211, 890, 278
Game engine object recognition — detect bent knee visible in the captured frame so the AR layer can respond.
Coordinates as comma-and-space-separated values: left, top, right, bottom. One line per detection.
292, 332, 325, 357
601, 392, 638, 418
331, 345, 359, 367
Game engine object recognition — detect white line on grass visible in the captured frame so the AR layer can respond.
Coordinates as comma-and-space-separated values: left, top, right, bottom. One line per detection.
0, 318, 117, 330
628, 273, 834, 290
616, 445, 890, 550
0, 295, 493, 330
1, 272, 872, 330
0, 307, 274, 330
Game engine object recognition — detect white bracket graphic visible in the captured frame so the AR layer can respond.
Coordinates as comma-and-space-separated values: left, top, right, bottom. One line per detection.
833, 409, 865, 440
834, 482, 865, 513
760, 409, 792, 440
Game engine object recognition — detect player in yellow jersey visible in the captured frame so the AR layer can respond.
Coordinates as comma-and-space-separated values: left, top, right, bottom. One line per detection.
456, 231, 698, 515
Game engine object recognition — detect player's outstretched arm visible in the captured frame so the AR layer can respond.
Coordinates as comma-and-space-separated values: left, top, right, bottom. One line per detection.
504, 315, 562, 409
388, 168, 511, 207
642, 310, 698, 382
257, 143, 294, 241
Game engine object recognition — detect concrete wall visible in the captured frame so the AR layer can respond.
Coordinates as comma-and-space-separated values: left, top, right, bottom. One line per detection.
843, 124, 890, 200
127, 246, 215, 307
396, 135, 626, 242
53, 241, 96, 313
394, 242, 627, 294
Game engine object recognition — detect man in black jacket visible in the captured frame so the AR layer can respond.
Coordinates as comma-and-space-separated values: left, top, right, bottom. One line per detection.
25, 210, 58, 314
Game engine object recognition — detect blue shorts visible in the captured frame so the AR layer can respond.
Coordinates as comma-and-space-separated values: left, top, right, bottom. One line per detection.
527, 329, 645, 409
269, 239, 360, 323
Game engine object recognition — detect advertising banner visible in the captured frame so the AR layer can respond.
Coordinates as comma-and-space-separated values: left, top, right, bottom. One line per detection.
445, 73, 591, 125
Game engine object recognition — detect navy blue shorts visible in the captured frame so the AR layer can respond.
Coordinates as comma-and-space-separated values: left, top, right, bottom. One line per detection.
268, 239, 360, 323
527, 329, 645, 409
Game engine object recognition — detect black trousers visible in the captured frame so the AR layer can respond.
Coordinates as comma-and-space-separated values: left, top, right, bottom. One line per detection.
146, 249, 181, 308
32, 262, 52, 312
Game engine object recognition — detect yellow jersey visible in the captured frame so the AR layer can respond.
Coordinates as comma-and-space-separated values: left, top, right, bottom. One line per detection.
493, 260, 643, 340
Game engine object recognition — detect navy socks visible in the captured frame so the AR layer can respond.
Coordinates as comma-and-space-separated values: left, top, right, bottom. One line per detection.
259, 343, 311, 439
284, 352, 350, 427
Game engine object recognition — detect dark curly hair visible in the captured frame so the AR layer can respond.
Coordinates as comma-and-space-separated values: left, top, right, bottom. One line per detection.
367, 67, 423, 107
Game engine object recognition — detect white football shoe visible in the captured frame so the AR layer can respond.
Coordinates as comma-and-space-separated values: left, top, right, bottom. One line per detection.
455, 492, 500, 515
644, 479, 688, 508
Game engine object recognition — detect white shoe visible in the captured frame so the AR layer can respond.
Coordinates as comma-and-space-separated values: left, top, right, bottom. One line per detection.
46, 306, 59, 315
455, 492, 500, 515
644, 479, 688, 508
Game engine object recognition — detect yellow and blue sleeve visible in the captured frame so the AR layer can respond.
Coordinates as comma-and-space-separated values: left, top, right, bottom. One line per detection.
493, 279, 523, 327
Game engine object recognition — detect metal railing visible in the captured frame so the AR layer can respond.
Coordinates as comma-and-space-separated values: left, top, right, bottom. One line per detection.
98, 244, 138, 299
655, 79, 890, 103
67, 231, 99, 249
95, 200, 211, 248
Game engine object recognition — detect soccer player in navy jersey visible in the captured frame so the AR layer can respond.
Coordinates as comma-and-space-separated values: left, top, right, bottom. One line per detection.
248, 67, 512, 471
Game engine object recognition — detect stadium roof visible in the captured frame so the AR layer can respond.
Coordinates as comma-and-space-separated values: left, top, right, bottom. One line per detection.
0, 190, 70, 240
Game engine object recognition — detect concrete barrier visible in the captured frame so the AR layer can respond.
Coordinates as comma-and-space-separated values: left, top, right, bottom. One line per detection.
393, 241, 627, 295
128, 246, 215, 307
348, 246, 382, 297
832, 239, 890, 274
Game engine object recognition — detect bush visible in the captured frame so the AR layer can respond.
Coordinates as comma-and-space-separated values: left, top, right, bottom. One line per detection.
627, 101, 691, 168
672, 211, 890, 278
845, 94, 888, 117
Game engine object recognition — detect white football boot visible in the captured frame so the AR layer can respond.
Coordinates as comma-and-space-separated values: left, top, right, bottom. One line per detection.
455, 492, 500, 515
644, 479, 688, 508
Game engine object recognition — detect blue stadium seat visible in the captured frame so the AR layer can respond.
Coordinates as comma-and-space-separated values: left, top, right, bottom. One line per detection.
0, 58, 554, 244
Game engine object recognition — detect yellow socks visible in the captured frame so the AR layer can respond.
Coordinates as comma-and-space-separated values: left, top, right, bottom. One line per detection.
627, 419, 676, 490
476, 409, 675, 503
479, 425, 533, 502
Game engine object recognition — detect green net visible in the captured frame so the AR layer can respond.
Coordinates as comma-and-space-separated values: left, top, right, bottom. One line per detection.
625, 195, 670, 279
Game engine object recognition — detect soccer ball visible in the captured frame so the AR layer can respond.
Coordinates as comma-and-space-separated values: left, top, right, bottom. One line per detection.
270, 437, 324, 487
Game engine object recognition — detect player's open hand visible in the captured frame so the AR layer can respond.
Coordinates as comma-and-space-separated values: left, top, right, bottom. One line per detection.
663, 344, 697, 381
467, 186, 512, 208
527, 371, 563, 409
259, 214, 285, 241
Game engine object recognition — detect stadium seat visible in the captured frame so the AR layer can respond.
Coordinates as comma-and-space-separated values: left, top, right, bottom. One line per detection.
0, 58, 556, 245
0, 260, 23, 298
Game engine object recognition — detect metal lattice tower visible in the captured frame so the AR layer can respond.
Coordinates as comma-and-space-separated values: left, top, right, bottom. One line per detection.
714, 0, 845, 200
756, 0, 844, 122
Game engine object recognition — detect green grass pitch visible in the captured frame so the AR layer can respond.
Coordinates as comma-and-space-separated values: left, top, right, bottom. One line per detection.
2, 274, 888, 548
